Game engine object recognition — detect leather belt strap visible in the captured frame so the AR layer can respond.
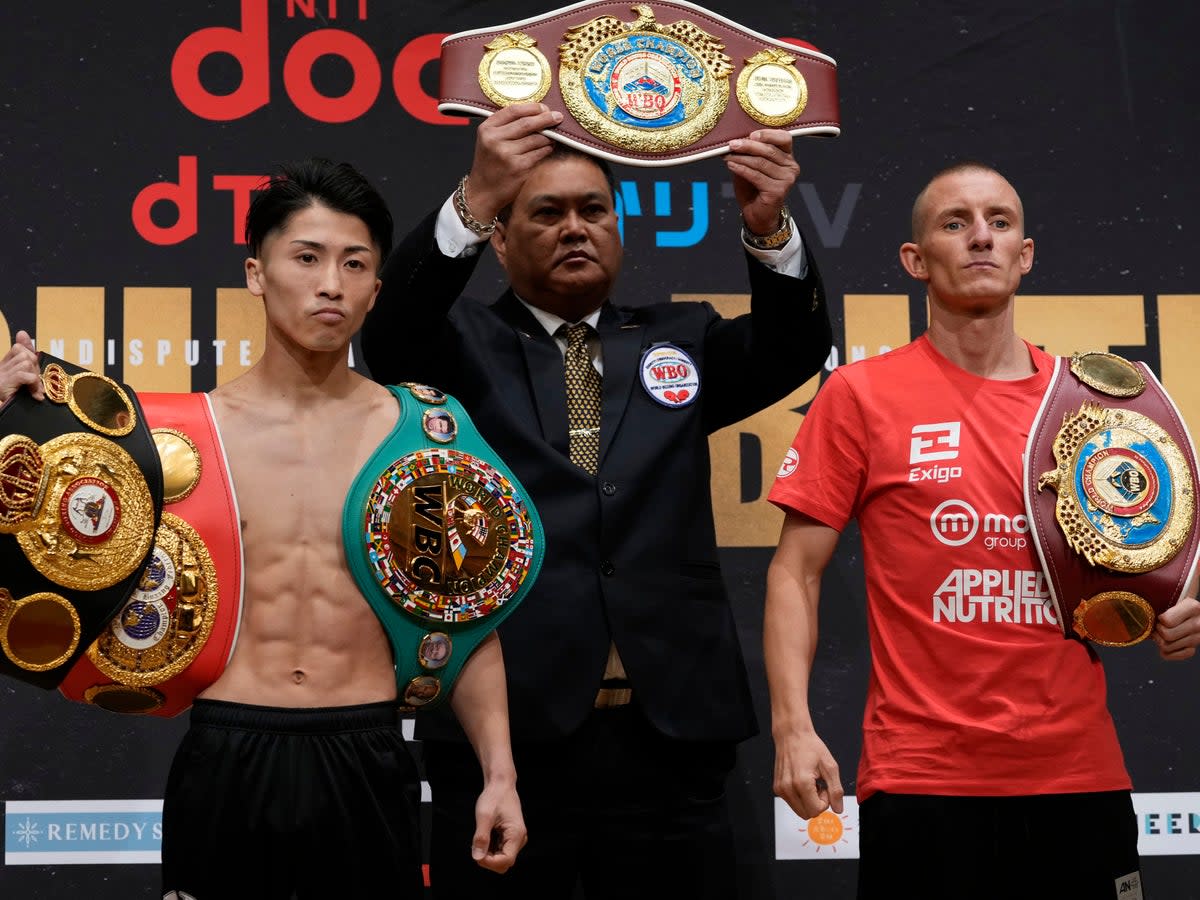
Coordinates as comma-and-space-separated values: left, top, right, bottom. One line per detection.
1024, 352, 1200, 646
59, 392, 243, 716
438, 0, 839, 166
0, 353, 162, 689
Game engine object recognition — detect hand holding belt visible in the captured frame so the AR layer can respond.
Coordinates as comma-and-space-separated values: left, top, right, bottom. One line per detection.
1024, 352, 1200, 646
343, 383, 544, 713
0, 353, 162, 689
59, 392, 243, 716
438, 0, 839, 166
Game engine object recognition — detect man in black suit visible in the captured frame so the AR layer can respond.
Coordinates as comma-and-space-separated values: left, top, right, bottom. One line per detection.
361, 102, 832, 899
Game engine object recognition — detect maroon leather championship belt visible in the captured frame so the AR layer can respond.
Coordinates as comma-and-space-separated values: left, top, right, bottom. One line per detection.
0, 354, 162, 689
1024, 352, 1200, 646
60, 392, 243, 715
438, 0, 839, 166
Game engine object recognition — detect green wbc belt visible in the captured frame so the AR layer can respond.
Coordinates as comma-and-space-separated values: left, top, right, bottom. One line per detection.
343, 383, 543, 712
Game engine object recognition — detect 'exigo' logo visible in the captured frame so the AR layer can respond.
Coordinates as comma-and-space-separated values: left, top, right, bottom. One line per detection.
909, 421, 962, 483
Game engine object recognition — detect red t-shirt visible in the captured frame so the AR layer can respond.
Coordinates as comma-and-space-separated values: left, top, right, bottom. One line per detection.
769, 335, 1130, 801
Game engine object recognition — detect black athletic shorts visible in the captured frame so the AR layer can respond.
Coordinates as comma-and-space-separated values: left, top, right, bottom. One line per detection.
161, 699, 422, 900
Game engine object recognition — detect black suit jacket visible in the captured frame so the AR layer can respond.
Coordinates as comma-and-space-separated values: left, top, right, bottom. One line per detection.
362, 209, 832, 744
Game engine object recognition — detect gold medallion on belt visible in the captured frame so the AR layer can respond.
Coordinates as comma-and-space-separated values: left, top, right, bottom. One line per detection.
1036, 404, 1193, 573
556, 5, 733, 153
86, 511, 218, 687
0, 431, 155, 591
479, 32, 553, 106
736, 48, 809, 126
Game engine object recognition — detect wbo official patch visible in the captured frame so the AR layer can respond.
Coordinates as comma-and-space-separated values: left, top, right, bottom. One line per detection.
640, 343, 700, 408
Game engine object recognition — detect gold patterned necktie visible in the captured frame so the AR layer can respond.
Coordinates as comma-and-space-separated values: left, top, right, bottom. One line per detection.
560, 322, 601, 474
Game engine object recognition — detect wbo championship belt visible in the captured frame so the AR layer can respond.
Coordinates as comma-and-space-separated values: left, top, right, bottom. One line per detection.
59, 392, 243, 716
343, 383, 544, 712
1024, 351, 1200, 647
438, 0, 839, 166
0, 354, 162, 689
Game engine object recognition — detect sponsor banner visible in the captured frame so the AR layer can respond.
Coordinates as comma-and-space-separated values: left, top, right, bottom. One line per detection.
1134, 792, 1200, 856
774, 793, 1200, 861
5, 800, 163, 865
8, 790, 1200, 867
5, 782, 440, 866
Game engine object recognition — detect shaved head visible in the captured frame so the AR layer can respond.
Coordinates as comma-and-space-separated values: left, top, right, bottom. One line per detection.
911, 161, 1024, 240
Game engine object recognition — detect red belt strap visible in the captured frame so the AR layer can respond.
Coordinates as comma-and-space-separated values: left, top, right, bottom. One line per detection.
60, 392, 243, 716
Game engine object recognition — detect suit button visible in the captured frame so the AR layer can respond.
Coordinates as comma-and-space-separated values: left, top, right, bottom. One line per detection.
601, 561, 615, 576
602, 481, 617, 496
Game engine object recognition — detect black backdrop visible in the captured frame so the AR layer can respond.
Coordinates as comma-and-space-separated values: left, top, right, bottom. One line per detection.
2, 1, 1199, 896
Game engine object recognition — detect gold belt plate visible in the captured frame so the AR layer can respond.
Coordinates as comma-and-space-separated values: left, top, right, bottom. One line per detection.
86, 512, 217, 686
13, 432, 155, 591
1036, 400, 1195, 574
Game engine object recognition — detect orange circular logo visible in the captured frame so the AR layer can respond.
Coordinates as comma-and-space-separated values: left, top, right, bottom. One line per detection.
805, 810, 844, 846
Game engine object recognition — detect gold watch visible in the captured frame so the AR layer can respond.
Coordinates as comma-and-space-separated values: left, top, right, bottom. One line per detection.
741, 206, 793, 251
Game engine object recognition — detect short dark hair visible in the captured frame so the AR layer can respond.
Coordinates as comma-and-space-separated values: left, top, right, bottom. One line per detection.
496, 143, 618, 223
244, 158, 394, 264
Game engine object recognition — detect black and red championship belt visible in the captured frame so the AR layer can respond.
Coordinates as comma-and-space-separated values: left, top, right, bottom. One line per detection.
0, 354, 163, 689
60, 392, 243, 716
1024, 352, 1200, 647
438, 0, 839, 166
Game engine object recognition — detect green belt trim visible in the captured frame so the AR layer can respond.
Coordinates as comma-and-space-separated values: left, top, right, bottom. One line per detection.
342, 384, 543, 711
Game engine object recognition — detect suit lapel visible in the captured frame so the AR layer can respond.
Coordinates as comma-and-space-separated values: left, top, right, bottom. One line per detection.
596, 304, 643, 465
493, 292, 571, 458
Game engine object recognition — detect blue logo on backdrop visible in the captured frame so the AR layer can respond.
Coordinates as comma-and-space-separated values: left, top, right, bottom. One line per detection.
615, 180, 862, 249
